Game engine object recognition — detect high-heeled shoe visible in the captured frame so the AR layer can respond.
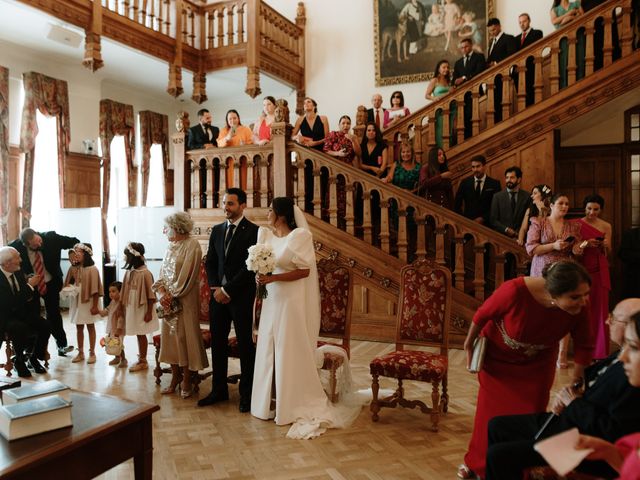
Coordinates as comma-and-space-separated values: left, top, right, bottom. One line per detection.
180, 387, 193, 399
456, 464, 476, 479
161, 383, 179, 395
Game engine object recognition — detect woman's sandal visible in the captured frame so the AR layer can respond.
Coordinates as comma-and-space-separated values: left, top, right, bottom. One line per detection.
160, 380, 180, 395
456, 464, 476, 480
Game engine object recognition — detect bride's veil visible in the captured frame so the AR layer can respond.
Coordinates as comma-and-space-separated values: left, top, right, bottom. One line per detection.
293, 204, 309, 231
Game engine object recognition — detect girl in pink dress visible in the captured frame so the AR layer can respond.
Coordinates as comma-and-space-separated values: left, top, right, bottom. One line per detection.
578, 194, 612, 360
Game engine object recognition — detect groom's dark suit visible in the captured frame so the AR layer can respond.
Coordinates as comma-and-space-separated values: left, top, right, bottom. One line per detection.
187, 123, 219, 150
205, 216, 258, 404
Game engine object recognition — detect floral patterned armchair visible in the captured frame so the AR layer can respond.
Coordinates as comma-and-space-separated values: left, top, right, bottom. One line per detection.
317, 258, 353, 402
369, 258, 451, 432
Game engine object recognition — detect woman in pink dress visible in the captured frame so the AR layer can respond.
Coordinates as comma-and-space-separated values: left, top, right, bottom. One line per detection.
578, 194, 612, 360
252, 96, 276, 145
458, 260, 592, 479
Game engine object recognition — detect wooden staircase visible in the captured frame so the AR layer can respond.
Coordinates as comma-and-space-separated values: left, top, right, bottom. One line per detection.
181, 0, 637, 348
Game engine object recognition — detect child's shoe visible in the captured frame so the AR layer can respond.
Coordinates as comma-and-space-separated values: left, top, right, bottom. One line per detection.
108, 356, 120, 366
87, 352, 97, 364
118, 358, 128, 369
71, 351, 85, 363
129, 360, 148, 372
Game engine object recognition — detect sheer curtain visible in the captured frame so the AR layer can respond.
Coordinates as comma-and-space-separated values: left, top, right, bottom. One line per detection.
106, 135, 129, 257
30, 110, 60, 231
146, 144, 165, 206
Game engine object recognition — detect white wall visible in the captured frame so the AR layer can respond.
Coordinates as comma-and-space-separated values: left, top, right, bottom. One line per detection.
266, 0, 557, 129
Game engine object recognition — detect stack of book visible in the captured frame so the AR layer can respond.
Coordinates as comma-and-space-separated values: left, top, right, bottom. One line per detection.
0, 380, 72, 441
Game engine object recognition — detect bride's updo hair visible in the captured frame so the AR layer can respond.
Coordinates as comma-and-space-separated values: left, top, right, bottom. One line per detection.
272, 197, 297, 230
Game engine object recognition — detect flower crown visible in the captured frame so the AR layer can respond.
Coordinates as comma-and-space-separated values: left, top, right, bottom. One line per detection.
74, 243, 93, 257
126, 243, 142, 258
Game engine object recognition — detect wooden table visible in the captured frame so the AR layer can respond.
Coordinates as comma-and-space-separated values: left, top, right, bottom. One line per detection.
0, 391, 160, 479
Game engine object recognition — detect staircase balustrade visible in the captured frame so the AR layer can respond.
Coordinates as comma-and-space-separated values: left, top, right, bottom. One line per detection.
380, 0, 633, 164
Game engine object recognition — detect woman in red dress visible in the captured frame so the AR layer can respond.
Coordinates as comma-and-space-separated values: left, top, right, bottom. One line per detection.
578, 194, 612, 360
458, 260, 593, 479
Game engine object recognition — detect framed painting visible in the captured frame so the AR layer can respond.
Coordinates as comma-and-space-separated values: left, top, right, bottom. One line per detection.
374, 0, 494, 86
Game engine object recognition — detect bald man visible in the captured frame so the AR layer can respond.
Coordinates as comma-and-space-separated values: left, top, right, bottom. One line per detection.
366, 93, 385, 131
484, 298, 640, 479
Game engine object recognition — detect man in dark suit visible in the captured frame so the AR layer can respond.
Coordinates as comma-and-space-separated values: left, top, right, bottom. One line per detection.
366, 93, 385, 132
454, 155, 501, 225
199, 188, 258, 412
452, 39, 487, 138
9, 228, 78, 357
186, 108, 219, 150
516, 13, 544, 106
490, 166, 531, 238
0, 247, 50, 377
486, 18, 517, 123
484, 298, 640, 479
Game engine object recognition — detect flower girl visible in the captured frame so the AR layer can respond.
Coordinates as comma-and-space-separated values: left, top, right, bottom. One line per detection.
71, 243, 103, 364
121, 242, 158, 372
100, 281, 127, 368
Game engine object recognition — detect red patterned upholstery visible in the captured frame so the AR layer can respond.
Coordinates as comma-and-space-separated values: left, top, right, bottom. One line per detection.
199, 260, 210, 325
370, 350, 447, 383
369, 258, 451, 432
316, 259, 353, 402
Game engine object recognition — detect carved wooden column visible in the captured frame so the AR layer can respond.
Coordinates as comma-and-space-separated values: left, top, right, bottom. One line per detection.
260, 156, 270, 207
271, 119, 292, 198
190, 161, 199, 209
83, 0, 104, 72
171, 129, 186, 211
168, 0, 184, 98
473, 244, 486, 300
603, 12, 613, 67
328, 175, 338, 227
453, 236, 465, 291
471, 91, 480, 136
567, 36, 577, 86
218, 159, 228, 207
294, 160, 305, 209
206, 157, 214, 208
232, 156, 241, 188
620, 4, 633, 56
516, 62, 526, 112
434, 226, 446, 265
397, 209, 408, 263
312, 166, 321, 218
441, 107, 450, 148
415, 215, 427, 260
362, 190, 372, 244
456, 98, 465, 145
245, 0, 261, 97
584, 25, 595, 76
494, 253, 506, 288
246, 156, 255, 208
379, 199, 390, 254
345, 184, 355, 235
295, 2, 306, 116
485, 81, 495, 128
413, 123, 424, 162
550, 45, 560, 95
501, 74, 511, 120
353, 105, 366, 140
533, 57, 544, 103
426, 114, 437, 149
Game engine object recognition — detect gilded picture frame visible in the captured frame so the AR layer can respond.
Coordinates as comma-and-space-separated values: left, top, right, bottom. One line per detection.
374, 0, 494, 86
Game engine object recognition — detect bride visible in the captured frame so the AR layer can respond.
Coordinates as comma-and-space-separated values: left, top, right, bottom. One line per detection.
251, 197, 361, 439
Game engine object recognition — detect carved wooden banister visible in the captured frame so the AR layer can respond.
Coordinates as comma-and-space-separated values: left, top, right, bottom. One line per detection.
381, 0, 633, 161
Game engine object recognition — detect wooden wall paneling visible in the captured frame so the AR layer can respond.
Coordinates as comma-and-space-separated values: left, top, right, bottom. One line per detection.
63, 152, 101, 208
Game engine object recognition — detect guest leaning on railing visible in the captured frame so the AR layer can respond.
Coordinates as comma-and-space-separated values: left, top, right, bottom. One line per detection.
292, 97, 329, 151
418, 147, 453, 209
359, 121, 389, 178
550, 0, 586, 88
252, 96, 276, 146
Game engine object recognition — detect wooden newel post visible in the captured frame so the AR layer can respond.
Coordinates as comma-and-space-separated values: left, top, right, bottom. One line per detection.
172, 111, 189, 211
270, 121, 292, 198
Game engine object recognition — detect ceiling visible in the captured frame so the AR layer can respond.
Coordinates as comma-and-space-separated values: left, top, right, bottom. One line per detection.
0, 0, 295, 106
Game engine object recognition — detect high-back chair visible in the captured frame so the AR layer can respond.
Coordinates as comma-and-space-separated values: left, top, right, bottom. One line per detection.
369, 258, 451, 431
316, 258, 353, 402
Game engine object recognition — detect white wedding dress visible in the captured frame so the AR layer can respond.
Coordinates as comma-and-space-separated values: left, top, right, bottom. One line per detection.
251, 219, 363, 439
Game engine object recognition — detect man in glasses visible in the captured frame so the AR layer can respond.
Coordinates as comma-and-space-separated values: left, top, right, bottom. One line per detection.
483, 298, 640, 479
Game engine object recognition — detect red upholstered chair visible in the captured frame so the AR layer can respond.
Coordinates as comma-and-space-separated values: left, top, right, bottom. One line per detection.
369, 258, 451, 432
316, 258, 353, 403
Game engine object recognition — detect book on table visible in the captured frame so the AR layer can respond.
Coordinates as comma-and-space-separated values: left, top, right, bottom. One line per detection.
0, 395, 72, 441
1, 379, 70, 405
0, 376, 21, 392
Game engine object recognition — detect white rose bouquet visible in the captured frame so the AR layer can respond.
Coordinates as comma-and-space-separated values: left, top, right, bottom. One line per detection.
246, 243, 276, 299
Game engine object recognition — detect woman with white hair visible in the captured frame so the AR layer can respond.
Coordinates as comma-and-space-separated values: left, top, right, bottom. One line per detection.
153, 212, 208, 398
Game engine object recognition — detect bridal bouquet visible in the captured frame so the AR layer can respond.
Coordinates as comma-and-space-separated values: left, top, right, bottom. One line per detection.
246, 243, 276, 299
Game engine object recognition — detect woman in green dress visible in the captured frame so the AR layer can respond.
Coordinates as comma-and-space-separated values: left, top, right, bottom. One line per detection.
551, 0, 585, 88
425, 59, 457, 148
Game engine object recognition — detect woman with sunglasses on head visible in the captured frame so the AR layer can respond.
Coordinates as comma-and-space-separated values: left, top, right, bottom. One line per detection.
383, 91, 411, 130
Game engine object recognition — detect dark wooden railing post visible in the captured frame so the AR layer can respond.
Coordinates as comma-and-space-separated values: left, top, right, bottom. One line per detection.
473, 244, 486, 301
453, 236, 465, 291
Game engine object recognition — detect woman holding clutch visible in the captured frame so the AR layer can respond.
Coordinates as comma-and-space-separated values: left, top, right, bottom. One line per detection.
457, 260, 593, 479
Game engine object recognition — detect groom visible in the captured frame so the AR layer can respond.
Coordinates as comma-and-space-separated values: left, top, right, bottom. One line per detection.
200, 188, 258, 412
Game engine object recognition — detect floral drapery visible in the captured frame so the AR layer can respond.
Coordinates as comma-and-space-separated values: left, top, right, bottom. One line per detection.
0, 66, 9, 245
99, 99, 135, 260
139, 110, 169, 206
19, 71, 70, 228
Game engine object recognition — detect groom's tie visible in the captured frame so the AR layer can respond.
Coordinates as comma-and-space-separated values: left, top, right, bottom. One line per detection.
224, 223, 236, 254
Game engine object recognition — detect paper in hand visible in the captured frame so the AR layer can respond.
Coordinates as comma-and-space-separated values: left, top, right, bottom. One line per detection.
533, 428, 594, 476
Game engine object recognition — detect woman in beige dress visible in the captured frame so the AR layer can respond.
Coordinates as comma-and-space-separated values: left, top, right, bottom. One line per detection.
153, 212, 208, 398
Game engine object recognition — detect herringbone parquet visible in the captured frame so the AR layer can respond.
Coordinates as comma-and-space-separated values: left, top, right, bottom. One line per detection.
27, 319, 574, 480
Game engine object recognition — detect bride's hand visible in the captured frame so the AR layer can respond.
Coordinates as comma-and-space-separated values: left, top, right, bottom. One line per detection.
256, 273, 274, 285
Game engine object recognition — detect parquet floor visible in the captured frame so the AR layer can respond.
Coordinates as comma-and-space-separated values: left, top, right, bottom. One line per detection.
21, 318, 574, 480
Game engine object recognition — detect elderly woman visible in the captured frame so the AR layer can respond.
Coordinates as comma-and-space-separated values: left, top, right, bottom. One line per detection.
458, 260, 593, 479
153, 212, 208, 398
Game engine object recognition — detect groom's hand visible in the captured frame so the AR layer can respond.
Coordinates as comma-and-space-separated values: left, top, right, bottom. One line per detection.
212, 287, 230, 304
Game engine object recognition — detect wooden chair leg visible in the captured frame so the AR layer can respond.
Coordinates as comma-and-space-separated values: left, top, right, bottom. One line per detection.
4, 340, 14, 376
328, 364, 338, 403
430, 379, 441, 432
370, 374, 380, 421
441, 373, 449, 414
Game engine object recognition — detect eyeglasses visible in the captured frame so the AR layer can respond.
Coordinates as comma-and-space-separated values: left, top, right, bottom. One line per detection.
392, 95, 402, 99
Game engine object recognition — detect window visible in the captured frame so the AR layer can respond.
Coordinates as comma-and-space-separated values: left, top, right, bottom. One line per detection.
105, 136, 129, 257
625, 106, 640, 228
30, 110, 60, 231
145, 144, 165, 206
632, 153, 639, 228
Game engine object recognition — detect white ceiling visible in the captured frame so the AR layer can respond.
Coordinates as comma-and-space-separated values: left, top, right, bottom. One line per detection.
0, 0, 295, 105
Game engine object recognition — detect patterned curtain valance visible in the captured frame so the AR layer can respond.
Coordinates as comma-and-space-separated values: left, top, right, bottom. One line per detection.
139, 110, 169, 206
0, 66, 9, 245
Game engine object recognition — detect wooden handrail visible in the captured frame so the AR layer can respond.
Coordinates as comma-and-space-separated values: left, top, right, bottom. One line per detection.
380, 0, 633, 163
